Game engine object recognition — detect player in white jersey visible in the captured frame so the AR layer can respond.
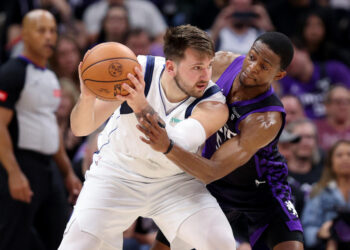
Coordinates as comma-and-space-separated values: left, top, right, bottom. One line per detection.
59, 25, 236, 250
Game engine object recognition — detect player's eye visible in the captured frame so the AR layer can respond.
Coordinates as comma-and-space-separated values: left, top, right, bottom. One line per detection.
261, 64, 268, 71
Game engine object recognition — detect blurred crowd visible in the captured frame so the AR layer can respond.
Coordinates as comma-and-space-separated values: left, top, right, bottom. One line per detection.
0, 0, 350, 250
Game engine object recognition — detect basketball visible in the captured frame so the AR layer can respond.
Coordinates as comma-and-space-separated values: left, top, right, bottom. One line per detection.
81, 42, 140, 100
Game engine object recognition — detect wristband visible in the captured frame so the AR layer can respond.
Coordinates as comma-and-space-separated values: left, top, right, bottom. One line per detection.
164, 139, 174, 154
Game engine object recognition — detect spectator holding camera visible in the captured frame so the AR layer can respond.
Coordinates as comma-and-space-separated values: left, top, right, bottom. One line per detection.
302, 140, 350, 250
210, 0, 274, 53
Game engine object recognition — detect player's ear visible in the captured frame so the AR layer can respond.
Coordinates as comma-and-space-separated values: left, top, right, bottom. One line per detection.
165, 60, 176, 77
273, 70, 286, 81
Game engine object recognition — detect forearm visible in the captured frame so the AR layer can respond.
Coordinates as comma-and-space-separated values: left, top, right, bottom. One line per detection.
70, 96, 97, 136
166, 138, 254, 184
71, 95, 121, 136
0, 126, 21, 174
165, 144, 219, 184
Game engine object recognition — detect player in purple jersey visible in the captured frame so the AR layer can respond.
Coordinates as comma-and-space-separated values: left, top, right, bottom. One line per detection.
137, 32, 304, 250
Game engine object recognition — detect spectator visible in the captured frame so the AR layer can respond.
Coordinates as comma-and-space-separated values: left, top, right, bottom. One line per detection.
302, 140, 350, 250
266, 0, 319, 37
190, 0, 226, 30
56, 78, 83, 160
126, 28, 152, 56
0, 10, 81, 250
96, 4, 130, 44
61, 19, 90, 54
1, 0, 73, 62
83, 0, 167, 43
278, 129, 302, 163
328, 0, 350, 9
124, 217, 158, 250
210, 0, 274, 53
315, 85, 350, 152
297, 8, 350, 67
50, 35, 82, 87
281, 94, 306, 125
286, 119, 325, 194
279, 41, 350, 119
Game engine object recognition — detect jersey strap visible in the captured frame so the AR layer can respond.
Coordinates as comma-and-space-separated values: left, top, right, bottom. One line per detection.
120, 55, 155, 114
184, 85, 221, 118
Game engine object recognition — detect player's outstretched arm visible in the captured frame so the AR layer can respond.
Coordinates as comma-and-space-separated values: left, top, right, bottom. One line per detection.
71, 62, 123, 136
138, 112, 282, 184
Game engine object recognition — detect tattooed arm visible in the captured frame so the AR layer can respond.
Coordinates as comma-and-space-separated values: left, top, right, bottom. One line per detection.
120, 66, 165, 128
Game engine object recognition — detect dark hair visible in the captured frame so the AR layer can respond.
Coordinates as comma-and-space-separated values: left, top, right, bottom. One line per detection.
297, 8, 332, 45
163, 25, 214, 61
97, 4, 129, 44
310, 140, 350, 198
50, 34, 81, 82
254, 32, 294, 70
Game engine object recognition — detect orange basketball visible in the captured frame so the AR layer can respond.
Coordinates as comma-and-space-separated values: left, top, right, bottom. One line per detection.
81, 42, 140, 100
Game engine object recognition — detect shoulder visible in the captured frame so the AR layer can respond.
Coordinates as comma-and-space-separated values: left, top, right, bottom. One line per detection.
213, 51, 240, 69
0, 58, 26, 73
242, 111, 282, 128
137, 55, 165, 73
240, 111, 283, 140
0, 58, 27, 86
212, 51, 241, 82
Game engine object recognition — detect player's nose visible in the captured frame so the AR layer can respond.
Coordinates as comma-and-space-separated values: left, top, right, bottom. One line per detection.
201, 68, 211, 81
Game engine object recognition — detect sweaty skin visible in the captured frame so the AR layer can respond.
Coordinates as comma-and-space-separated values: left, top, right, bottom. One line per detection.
137, 43, 285, 184
140, 43, 304, 250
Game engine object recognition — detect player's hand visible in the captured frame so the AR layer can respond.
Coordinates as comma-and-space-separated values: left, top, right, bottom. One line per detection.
64, 172, 82, 205
116, 66, 148, 112
78, 60, 95, 100
137, 113, 171, 153
8, 168, 33, 203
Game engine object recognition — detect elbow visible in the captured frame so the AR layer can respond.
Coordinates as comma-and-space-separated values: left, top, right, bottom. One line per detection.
70, 124, 90, 137
201, 166, 221, 185
201, 176, 212, 185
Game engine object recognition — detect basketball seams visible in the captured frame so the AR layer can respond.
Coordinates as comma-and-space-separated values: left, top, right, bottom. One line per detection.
81, 42, 138, 99
81, 57, 139, 75
85, 81, 126, 101
83, 78, 129, 83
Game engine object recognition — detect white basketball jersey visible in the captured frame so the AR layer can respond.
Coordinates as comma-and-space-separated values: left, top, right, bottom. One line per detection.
94, 55, 225, 181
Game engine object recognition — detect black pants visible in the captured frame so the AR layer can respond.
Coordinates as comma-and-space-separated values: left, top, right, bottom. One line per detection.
0, 150, 69, 250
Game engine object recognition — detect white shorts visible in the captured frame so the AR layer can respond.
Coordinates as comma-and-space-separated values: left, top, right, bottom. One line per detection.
65, 161, 221, 249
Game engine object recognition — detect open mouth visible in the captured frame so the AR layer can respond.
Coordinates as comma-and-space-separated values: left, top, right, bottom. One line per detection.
196, 83, 207, 90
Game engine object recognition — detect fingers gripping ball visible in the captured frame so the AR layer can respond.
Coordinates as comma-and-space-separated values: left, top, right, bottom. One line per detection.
81, 42, 140, 100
